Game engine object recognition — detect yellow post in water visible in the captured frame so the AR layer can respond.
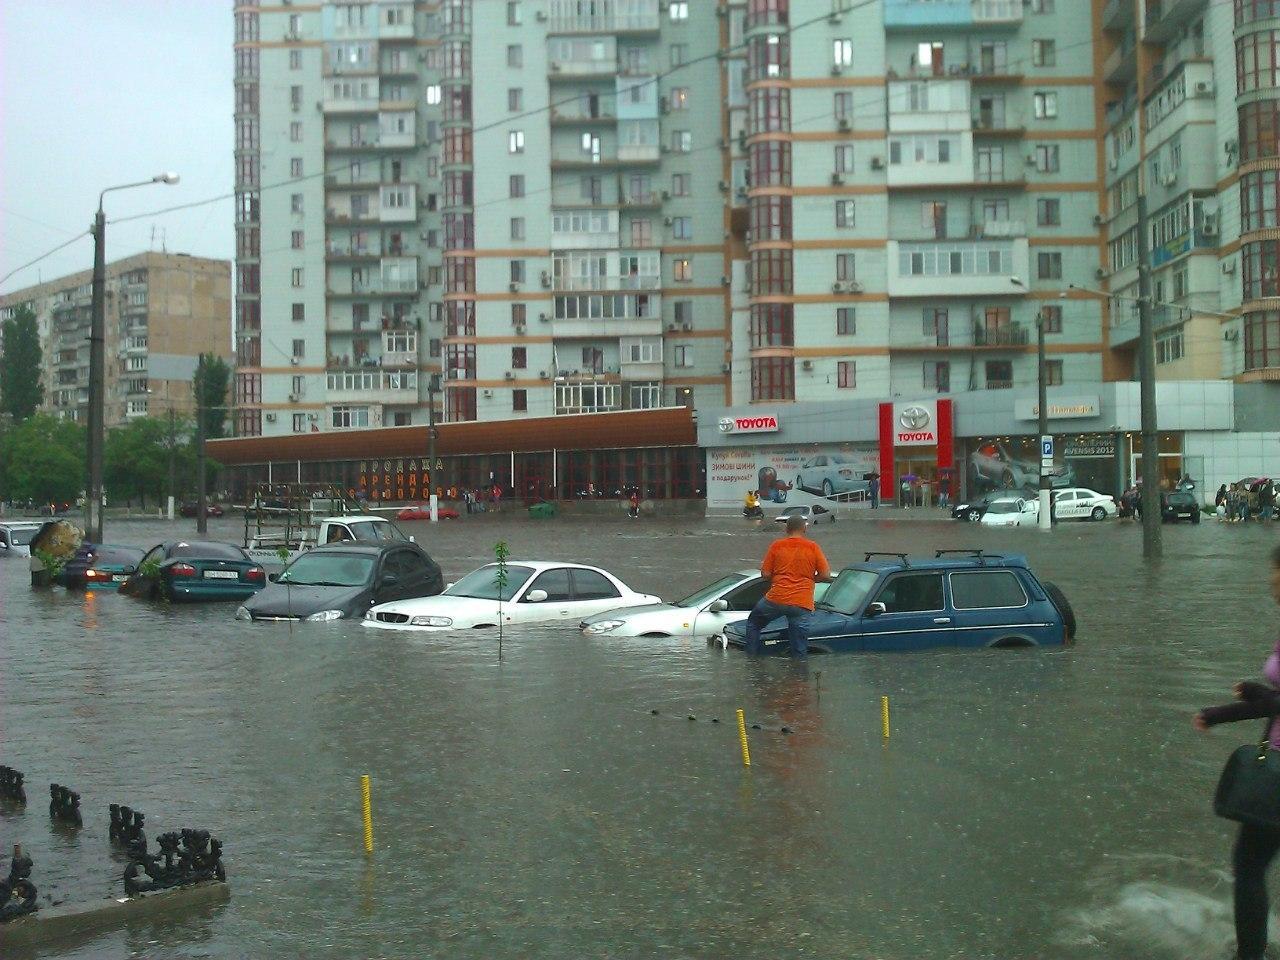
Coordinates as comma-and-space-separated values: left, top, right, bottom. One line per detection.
360, 775, 374, 854
735, 708, 751, 767
881, 696, 890, 739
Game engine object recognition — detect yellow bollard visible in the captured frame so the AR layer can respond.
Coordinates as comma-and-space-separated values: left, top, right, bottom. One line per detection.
360, 775, 374, 854
736, 708, 751, 767
881, 696, 890, 739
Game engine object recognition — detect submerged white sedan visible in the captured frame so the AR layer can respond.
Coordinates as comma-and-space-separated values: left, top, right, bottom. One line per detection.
580, 571, 831, 640
364, 560, 658, 631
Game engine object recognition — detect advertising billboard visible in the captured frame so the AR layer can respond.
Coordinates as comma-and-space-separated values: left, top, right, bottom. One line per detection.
708, 444, 880, 511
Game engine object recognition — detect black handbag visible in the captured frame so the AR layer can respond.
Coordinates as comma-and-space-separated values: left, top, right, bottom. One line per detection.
1214, 719, 1280, 828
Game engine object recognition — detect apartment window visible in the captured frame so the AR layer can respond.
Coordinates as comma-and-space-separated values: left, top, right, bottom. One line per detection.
1037, 252, 1063, 279
507, 45, 523, 68
924, 307, 949, 344
834, 92, 853, 122
510, 217, 525, 240
835, 200, 856, 228
290, 50, 301, 70
985, 360, 1013, 389
674, 300, 693, 325
671, 87, 690, 110
921, 201, 947, 238
290, 158, 303, 177
512, 389, 527, 412
1036, 198, 1061, 226
508, 88, 522, 112
670, 43, 688, 67
669, 1, 688, 20
836, 253, 856, 281
1237, 30, 1280, 94
751, 357, 794, 401
631, 219, 652, 245
292, 339, 305, 359
510, 260, 526, 283
671, 173, 690, 196
426, 84, 442, 105
507, 1, 522, 25
292, 303, 305, 322
673, 258, 692, 281
1033, 92, 1058, 119
511, 346, 527, 369
833, 39, 853, 67
1239, 100, 1280, 162
836, 307, 856, 335
291, 375, 305, 396
1041, 304, 1063, 333
508, 130, 524, 153
834, 144, 855, 173
292, 414, 306, 433
1034, 144, 1060, 172
924, 360, 951, 392
290, 121, 302, 142
291, 267, 304, 287
1045, 359, 1065, 384
672, 130, 692, 152
290, 85, 302, 109
512, 304, 527, 326
674, 345, 693, 367
510, 174, 525, 198
331, 405, 370, 429
1032, 40, 1056, 67
1244, 311, 1280, 370
291, 230, 304, 249
837, 361, 856, 389
670, 216, 691, 240
1030, 0, 1054, 10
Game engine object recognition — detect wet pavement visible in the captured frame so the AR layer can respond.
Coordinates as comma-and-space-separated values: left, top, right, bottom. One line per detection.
1, 509, 1278, 959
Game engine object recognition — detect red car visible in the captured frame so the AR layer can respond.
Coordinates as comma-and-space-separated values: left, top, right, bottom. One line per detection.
180, 502, 224, 518
396, 505, 459, 521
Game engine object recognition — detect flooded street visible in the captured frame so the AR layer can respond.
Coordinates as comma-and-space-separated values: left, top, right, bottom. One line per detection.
2, 511, 1278, 959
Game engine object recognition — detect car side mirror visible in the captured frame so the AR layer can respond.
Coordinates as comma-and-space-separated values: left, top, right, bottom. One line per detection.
268, 572, 278, 582
445, 582, 455, 590
380, 573, 399, 588
525, 589, 548, 603
707, 599, 729, 612
865, 601, 886, 617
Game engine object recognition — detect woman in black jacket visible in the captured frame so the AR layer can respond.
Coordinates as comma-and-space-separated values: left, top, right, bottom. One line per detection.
1194, 544, 1280, 960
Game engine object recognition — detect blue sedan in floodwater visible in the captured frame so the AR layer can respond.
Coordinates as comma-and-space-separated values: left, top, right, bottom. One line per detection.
120, 541, 267, 603
719, 551, 1074, 654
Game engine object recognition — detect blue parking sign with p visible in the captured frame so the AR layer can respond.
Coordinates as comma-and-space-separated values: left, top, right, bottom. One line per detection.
1041, 436, 1054, 459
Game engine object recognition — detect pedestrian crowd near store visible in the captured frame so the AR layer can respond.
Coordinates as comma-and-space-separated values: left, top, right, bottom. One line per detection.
1216, 479, 1277, 523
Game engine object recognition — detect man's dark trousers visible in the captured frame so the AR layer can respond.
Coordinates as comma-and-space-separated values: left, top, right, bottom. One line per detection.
744, 597, 811, 658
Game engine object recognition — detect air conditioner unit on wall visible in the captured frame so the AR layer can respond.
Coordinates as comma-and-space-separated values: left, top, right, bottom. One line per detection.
265, 413, 277, 423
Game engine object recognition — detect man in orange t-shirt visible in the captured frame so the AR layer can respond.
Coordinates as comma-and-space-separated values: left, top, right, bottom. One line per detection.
745, 514, 833, 658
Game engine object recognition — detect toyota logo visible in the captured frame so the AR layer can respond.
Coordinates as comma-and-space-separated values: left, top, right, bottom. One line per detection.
899, 406, 931, 431
717, 417, 735, 433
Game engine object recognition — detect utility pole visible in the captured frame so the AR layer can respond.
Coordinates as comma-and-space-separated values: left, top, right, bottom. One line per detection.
195, 389, 208, 535
427, 374, 440, 523
86, 208, 107, 544
1135, 192, 1163, 559
167, 405, 177, 521
1035, 308, 1052, 531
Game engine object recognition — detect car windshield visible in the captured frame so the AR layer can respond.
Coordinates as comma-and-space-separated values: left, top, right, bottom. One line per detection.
170, 542, 246, 560
986, 501, 1021, 514
346, 520, 407, 542
7, 527, 39, 546
675, 575, 745, 608
279, 552, 375, 587
818, 569, 879, 615
446, 564, 535, 601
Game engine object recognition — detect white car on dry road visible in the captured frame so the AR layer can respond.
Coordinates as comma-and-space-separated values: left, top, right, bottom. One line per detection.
580, 570, 830, 640
364, 560, 659, 631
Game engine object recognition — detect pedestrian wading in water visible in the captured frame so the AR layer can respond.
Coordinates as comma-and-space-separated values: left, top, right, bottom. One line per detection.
1194, 544, 1280, 960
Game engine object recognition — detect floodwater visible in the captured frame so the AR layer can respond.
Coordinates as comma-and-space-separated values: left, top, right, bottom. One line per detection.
1, 508, 1278, 960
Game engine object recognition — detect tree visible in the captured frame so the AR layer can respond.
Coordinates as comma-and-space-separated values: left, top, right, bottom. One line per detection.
0, 305, 44, 421
0, 415, 84, 505
105, 417, 195, 508
193, 353, 230, 440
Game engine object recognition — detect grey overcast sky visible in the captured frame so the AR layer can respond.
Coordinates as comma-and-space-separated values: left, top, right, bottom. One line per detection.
0, 1, 234, 294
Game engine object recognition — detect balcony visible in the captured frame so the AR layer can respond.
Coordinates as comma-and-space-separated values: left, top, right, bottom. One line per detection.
554, 272, 660, 292
884, 0, 1020, 28
886, 238, 1029, 298
325, 239, 383, 260
620, 358, 663, 381
550, 107, 617, 125
1145, 0, 1209, 46
1102, 0, 1133, 31
620, 190, 661, 209
971, 116, 1025, 137
976, 219, 1026, 238
971, 0, 1022, 25
973, 323, 1029, 347
378, 111, 416, 148
1105, 32, 1137, 85
547, 0, 659, 34
548, 38, 619, 78
617, 143, 660, 163
326, 369, 419, 399
323, 80, 380, 114
378, 4, 415, 40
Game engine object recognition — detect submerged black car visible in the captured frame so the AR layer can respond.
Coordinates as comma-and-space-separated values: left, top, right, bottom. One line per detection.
235, 542, 443, 622
1161, 489, 1201, 524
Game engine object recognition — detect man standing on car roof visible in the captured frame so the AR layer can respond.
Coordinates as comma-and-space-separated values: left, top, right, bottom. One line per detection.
744, 514, 834, 658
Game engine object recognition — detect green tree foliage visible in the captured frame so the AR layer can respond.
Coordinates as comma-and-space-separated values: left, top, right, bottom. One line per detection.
193, 353, 230, 440
0, 305, 44, 421
0, 414, 84, 504
104, 416, 196, 508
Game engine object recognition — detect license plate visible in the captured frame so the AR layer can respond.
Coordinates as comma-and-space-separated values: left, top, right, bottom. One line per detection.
112, 574, 128, 582
203, 570, 238, 580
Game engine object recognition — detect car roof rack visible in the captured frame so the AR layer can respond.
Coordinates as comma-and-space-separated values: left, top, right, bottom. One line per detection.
934, 549, 1007, 565
864, 552, 910, 566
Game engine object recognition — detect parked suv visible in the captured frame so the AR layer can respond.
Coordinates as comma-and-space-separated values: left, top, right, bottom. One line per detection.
716, 550, 1074, 654
1161, 489, 1201, 524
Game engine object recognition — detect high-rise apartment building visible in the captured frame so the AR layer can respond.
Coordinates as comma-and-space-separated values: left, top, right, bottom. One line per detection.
233, 0, 1278, 440
0, 252, 231, 425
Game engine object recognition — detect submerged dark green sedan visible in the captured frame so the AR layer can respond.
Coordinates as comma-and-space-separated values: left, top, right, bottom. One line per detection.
120, 541, 266, 603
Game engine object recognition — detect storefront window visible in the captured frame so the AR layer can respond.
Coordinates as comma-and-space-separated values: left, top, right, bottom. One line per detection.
960, 434, 1121, 498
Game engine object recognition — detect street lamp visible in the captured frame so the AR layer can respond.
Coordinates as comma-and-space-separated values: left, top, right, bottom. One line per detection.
426, 374, 441, 522
1010, 276, 1054, 532
87, 172, 180, 542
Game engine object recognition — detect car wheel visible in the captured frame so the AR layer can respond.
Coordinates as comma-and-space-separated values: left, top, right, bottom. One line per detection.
1090, 506, 1106, 521
822, 480, 834, 497
1001, 468, 1015, 488
1042, 580, 1076, 644
990, 636, 1036, 649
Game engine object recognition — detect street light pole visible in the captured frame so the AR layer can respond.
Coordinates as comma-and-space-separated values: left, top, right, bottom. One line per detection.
1135, 192, 1163, 559
427, 374, 440, 523
167, 405, 177, 521
1036, 308, 1052, 532
196, 389, 208, 535
85, 173, 179, 543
